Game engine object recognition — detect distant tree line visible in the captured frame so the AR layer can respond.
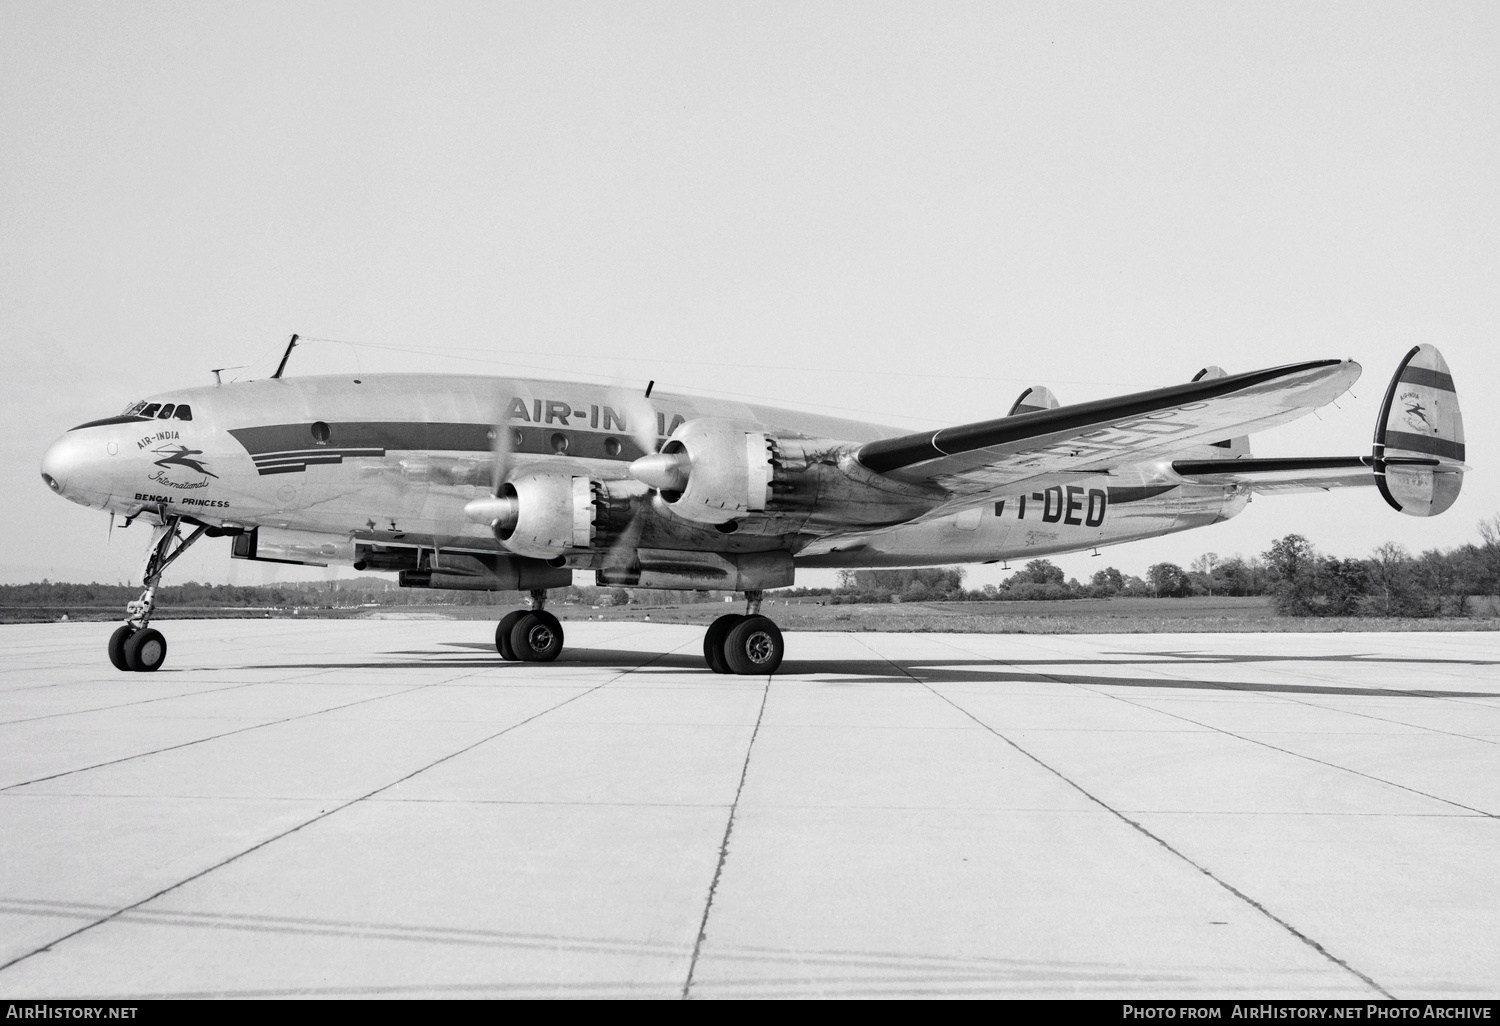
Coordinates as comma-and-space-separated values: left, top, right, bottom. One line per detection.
10, 515, 1500, 619
773, 514, 1500, 618
0, 578, 731, 611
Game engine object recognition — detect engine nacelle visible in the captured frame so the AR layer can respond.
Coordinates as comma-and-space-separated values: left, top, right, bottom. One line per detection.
636, 418, 775, 526
478, 472, 594, 559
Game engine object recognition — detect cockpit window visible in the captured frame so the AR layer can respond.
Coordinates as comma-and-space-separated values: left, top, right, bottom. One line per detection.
113, 400, 191, 421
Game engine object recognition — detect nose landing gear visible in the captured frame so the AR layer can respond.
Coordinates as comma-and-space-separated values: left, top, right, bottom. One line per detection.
703, 591, 784, 675
494, 589, 564, 662
109, 515, 206, 672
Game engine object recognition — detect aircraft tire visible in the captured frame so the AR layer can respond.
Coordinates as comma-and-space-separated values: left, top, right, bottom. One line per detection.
703, 614, 744, 673
495, 611, 526, 660
510, 613, 563, 663
532, 610, 563, 639
724, 616, 783, 676
124, 628, 167, 673
108, 625, 136, 672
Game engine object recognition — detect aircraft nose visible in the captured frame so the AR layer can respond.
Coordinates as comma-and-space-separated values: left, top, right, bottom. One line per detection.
41, 431, 111, 499
40, 435, 73, 494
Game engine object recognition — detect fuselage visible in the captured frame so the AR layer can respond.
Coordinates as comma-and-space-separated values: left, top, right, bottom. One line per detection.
40, 373, 1248, 582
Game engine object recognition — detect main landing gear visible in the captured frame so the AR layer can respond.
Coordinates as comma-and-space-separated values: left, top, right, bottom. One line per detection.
109, 515, 206, 673
495, 589, 564, 662
702, 591, 784, 675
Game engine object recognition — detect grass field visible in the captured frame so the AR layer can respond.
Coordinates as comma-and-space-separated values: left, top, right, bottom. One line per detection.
7, 595, 1498, 632
477, 595, 1500, 634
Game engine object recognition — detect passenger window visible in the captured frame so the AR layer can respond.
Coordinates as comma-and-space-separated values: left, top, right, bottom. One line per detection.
157, 404, 176, 419
173, 405, 192, 421
141, 404, 162, 418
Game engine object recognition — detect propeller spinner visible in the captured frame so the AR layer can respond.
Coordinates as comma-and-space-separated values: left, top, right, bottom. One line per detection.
628, 449, 690, 492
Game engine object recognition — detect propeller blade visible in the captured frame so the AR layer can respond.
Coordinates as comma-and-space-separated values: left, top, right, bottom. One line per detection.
605, 381, 660, 458
600, 501, 647, 578
489, 401, 515, 495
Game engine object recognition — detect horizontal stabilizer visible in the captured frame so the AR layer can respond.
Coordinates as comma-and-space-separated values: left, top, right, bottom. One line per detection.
1172, 455, 1378, 495
1373, 345, 1464, 517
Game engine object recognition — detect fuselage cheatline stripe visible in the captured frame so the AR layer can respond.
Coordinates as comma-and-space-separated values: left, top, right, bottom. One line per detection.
251, 447, 387, 460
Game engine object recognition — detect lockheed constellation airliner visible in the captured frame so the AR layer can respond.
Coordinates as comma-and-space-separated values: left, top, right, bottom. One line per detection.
40, 342, 1464, 674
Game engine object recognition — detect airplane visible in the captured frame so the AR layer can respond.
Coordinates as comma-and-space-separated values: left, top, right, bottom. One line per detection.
39, 341, 1465, 675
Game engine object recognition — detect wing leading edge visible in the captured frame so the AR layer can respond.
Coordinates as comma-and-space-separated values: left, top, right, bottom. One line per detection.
855, 359, 1361, 496
1107, 345, 1466, 513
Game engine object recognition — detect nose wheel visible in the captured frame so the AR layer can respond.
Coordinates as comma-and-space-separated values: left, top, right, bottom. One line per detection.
123, 628, 168, 672
108, 515, 204, 672
108, 625, 135, 671
704, 613, 783, 675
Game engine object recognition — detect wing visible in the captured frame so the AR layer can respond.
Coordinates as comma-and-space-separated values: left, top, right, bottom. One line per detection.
1171, 455, 1380, 495
856, 359, 1362, 500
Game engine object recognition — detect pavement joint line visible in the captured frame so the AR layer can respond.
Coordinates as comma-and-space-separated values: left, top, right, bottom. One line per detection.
0, 682, 433, 793
0, 679, 265, 727
0, 618, 664, 790
1108, 642, 1500, 727
1148, 686, 1500, 749
0, 663, 359, 694
374, 801, 1481, 817
1031, 660, 1498, 820
1015, 633, 1500, 702
90, 981, 682, 1000
2, 789, 1484, 816
681, 673, 772, 1000
1122, 680, 1500, 738
0, 897, 688, 959
850, 632, 1396, 1001
0, 640, 684, 979
930, 634, 1500, 819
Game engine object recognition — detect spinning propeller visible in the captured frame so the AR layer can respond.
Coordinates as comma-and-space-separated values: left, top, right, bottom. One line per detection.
461, 383, 662, 571
462, 402, 521, 532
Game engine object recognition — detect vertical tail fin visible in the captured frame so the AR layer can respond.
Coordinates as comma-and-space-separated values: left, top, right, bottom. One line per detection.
1373, 345, 1464, 516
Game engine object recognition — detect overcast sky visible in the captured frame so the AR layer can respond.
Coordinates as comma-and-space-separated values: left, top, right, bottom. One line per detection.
2, 1, 1496, 590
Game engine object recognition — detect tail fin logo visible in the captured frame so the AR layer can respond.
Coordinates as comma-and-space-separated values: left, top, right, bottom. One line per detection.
1400, 391, 1431, 432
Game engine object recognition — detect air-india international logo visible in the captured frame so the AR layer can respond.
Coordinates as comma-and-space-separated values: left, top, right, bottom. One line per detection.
1399, 390, 1433, 434
149, 444, 217, 489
